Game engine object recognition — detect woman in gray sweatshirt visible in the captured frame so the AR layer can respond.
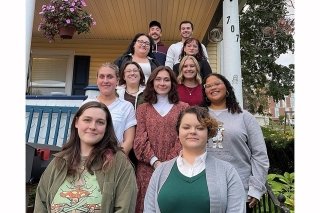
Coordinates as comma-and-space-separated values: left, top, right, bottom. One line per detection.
202, 73, 269, 213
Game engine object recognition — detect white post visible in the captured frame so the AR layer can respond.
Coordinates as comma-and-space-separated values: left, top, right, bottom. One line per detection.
223, 0, 243, 108
26, 0, 36, 91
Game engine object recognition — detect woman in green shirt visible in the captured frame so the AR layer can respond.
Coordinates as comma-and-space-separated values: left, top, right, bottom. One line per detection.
144, 106, 245, 213
34, 101, 137, 213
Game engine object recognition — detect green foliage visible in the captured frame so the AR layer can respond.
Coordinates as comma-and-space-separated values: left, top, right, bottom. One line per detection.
262, 126, 294, 149
268, 172, 294, 212
240, 0, 295, 114
262, 126, 294, 173
278, 115, 285, 124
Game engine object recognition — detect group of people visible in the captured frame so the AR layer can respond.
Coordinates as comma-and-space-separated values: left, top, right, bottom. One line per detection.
34, 20, 269, 213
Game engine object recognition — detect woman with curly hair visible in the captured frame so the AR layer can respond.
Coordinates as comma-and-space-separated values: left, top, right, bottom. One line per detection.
144, 106, 245, 212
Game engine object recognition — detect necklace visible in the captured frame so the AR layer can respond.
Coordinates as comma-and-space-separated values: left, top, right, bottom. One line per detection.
184, 85, 197, 95
125, 88, 139, 95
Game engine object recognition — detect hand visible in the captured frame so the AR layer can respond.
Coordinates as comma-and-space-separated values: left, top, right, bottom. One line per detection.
248, 196, 258, 208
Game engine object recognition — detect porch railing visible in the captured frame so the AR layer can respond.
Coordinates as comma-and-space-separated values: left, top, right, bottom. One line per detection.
254, 183, 290, 213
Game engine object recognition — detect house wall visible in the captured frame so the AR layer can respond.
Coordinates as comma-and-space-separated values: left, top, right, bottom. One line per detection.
31, 38, 219, 85
268, 93, 295, 119
206, 42, 219, 73
31, 38, 130, 85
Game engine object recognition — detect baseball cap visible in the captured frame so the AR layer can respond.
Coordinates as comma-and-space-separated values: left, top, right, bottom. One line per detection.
149, 20, 161, 30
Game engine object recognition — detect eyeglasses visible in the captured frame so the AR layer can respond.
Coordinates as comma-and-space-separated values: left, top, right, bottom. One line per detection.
124, 69, 139, 74
204, 81, 223, 89
136, 40, 151, 47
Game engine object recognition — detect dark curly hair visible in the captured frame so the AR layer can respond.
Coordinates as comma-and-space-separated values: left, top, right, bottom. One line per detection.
201, 73, 242, 114
176, 106, 218, 138
124, 33, 155, 57
143, 66, 179, 104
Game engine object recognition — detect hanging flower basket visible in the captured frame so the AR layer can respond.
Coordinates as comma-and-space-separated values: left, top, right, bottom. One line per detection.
38, 0, 96, 42
59, 26, 76, 39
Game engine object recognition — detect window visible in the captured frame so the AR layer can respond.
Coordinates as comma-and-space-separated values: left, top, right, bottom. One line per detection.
28, 50, 74, 95
275, 107, 279, 118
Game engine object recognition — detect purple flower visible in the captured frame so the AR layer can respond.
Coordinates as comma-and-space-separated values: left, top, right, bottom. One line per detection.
66, 19, 71, 24
70, 8, 75, 12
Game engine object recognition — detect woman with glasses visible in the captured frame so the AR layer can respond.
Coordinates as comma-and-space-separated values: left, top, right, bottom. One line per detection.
202, 73, 269, 212
115, 33, 160, 82
117, 61, 146, 170
117, 61, 146, 110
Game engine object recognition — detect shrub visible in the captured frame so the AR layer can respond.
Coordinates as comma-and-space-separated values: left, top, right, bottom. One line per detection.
268, 172, 294, 212
262, 126, 294, 174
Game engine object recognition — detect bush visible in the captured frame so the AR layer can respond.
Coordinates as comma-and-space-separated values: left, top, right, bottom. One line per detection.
262, 126, 294, 174
268, 172, 294, 212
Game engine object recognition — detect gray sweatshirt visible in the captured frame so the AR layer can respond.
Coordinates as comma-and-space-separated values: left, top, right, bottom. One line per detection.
207, 108, 269, 200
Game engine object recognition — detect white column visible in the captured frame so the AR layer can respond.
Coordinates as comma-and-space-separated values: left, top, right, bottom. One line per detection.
26, 0, 36, 89
223, 0, 243, 108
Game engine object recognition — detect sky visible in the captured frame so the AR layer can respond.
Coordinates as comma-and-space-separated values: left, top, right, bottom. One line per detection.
276, 51, 294, 66
275, 0, 295, 67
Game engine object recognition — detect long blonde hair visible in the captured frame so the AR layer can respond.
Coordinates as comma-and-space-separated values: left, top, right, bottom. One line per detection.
177, 55, 202, 84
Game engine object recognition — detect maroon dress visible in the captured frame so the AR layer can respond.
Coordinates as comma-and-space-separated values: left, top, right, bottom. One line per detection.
177, 84, 203, 106
133, 102, 189, 213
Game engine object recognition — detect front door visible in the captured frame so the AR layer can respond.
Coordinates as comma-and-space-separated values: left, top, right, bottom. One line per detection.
72, 56, 90, 95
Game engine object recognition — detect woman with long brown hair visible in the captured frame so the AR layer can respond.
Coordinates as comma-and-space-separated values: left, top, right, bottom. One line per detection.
133, 66, 189, 213
34, 101, 137, 212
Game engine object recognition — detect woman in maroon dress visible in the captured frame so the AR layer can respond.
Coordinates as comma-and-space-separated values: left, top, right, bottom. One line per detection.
133, 66, 189, 213
176, 55, 203, 106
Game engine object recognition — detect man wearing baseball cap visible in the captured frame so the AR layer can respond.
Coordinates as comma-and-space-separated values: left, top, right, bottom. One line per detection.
148, 20, 168, 65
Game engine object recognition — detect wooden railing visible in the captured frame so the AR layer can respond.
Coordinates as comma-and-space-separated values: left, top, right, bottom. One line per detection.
26, 105, 78, 146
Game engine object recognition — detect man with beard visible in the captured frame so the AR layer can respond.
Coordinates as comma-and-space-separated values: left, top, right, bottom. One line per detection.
148, 20, 168, 65
165, 20, 209, 69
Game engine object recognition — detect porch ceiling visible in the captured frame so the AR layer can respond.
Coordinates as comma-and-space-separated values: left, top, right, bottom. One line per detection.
32, 0, 221, 43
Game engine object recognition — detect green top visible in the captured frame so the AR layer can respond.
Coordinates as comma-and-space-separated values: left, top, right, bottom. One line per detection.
51, 158, 102, 212
34, 151, 137, 213
157, 162, 210, 213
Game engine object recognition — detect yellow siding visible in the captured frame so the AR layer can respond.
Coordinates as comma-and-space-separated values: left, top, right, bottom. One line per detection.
31, 38, 221, 85
206, 42, 220, 74
31, 38, 130, 84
